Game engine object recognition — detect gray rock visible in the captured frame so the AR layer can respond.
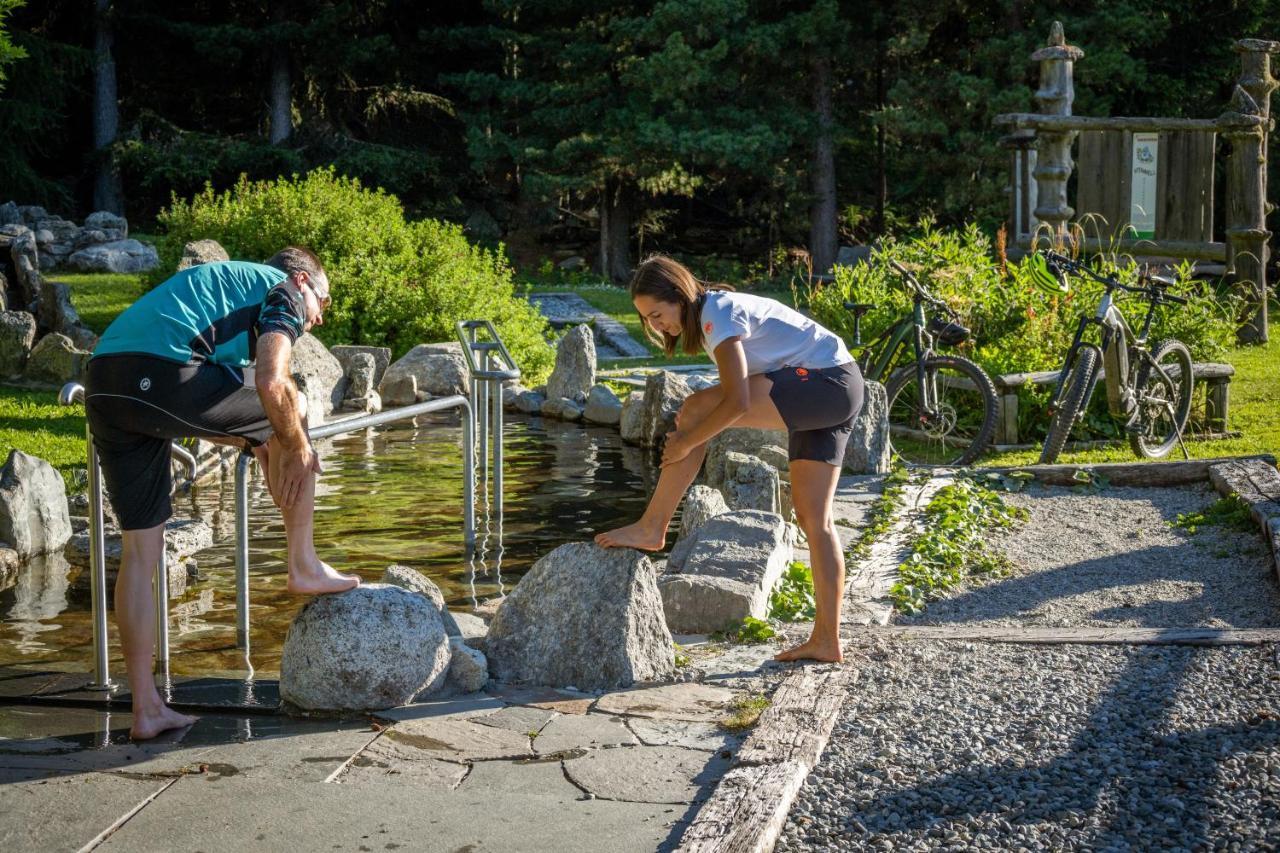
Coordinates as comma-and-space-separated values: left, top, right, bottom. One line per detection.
0, 450, 72, 559
289, 333, 347, 420
379, 564, 461, 637
834, 244, 873, 270
452, 611, 488, 644
380, 373, 417, 407
557, 255, 586, 271
280, 584, 452, 711
660, 509, 792, 633
620, 391, 646, 443
17, 205, 47, 225
679, 485, 730, 541
338, 391, 381, 414
73, 228, 108, 250
6, 226, 40, 309
24, 333, 89, 385
546, 324, 596, 402
0, 545, 17, 590
485, 542, 675, 690
706, 428, 789, 489
37, 279, 95, 350
844, 379, 890, 474
379, 342, 470, 398
540, 396, 583, 421
84, 211, 128, 235
33, 228, 54, 245
344, 352, 377, 398
583, 384, 623, 425
447, 636, 489, 693
0, 310, 36, 377
66, 239, 159, 274
0, 202, 19, 226
514, 389, 546, 414
722, 452, 780, 513
634, 371, 692, 448
563, 744, 731, 804
65, 517, 211, 599
331, 344, 391, 389
176, 239, 228, 271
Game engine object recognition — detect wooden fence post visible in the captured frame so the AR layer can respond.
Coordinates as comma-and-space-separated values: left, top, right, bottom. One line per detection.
1030, 22, 1084, 246
1231, 41, 1279, 344
1222, 86, 1272, 344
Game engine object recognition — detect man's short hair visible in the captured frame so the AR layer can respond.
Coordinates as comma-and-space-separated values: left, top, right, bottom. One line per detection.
265, 247, 327, 288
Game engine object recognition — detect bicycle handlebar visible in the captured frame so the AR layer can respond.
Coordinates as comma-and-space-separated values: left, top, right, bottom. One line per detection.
1042, 250, 1188, 306
886, 259, 954, 315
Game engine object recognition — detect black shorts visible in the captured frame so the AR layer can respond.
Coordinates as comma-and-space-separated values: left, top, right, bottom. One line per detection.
765, 361, 866, 466
85, 355, 275, 530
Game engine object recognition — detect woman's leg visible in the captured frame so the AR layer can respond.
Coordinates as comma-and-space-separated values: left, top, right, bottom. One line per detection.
595, 376, 786, 550
775, 459, 844, 662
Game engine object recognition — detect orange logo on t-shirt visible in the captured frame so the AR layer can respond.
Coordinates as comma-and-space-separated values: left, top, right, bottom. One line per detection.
795, 367, 809, 377
704, 322, 713, 334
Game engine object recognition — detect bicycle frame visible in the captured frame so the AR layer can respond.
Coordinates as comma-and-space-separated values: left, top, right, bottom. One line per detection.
853, 298, 937, 411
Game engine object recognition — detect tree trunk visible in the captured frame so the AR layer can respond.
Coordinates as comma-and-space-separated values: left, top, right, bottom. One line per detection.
92, 0, 122, 214
808, 55, 837, 275
268, 41, 292, 144
875, 50, 887, 235
598, 177, 632, 284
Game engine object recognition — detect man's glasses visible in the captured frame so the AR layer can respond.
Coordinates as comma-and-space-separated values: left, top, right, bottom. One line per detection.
302, 273, 331, 311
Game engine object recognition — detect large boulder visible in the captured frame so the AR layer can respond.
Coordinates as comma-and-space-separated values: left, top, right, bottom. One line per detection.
0, 202, 19, 227
66, 239, 159, 274
38, 278, 96, 350
0, 310, 36, 378
541, 396, 583, 421
332, 344, 392, 390
24, 333, 89, 385
0, 450, 72, 559
583, 384, 623, 426
844, 379, 891, 474
379, 342, 470, 398
679, 485, 729, 541
3, 225, 41, 309
631, 371, 691, 448
659, 510, 793, 634
65, 517, 211, 600
280, 584, 452, 711
546, 324, 596, 403
485, 542, 675, 690
706, 428, 789, 490
84, 211, 128, 235
721, 452, 780, 513
175, 239, 228, 271
290, 333, 347, 420
344, 352, 377, 398
379, 564, 462, 637
514, 389, 546, 415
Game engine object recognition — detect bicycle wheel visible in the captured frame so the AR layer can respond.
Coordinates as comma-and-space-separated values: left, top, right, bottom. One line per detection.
1039, 346, 1099, 465
884, 354, 999, 466
1127, 339, 1193, 459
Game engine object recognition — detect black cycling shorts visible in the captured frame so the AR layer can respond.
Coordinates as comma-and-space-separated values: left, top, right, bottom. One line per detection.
85, 355, 275, 530
765, 361, 866, 466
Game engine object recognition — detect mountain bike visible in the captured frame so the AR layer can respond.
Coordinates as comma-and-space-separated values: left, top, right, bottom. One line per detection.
844, 259, 998, 466
1032, 251, 1194, 464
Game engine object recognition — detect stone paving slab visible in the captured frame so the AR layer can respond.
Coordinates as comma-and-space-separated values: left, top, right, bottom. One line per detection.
564, 744, 733, 804
335, 736, 469, 788
96, 775, 692, 853
473, 703, 556, 735
484, 683, 596, 715
626, 717, 742, 753
0, 767, 170, 851
381, 717, 534, 762
594, 683, 736, 722
533, 711, 637, 755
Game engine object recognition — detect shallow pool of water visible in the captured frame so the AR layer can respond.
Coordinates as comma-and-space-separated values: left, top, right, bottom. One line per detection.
0, 413, 659, 678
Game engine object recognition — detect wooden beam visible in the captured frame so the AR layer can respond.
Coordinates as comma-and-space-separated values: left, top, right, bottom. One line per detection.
995, 113, 1263, 133
847, 625, 1280, 645
983, 455, 1277, 487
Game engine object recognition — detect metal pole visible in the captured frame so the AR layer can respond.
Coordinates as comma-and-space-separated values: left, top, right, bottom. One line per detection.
462, 398, 475, 551
492, 377, 504, 521
235, 452, 252, 651
86, 427, 113, 691
154, 546, 170, 670
478, 350, 489, 476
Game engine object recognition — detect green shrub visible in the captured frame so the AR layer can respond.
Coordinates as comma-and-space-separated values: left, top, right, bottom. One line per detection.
154, 169, 554, 381
768, 561, 816, 622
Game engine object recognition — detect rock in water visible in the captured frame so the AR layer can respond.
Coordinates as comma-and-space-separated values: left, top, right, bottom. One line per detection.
380, 342, 470, 397
637, 371, 692, 448
0, 449, 72, 558
583, 384, 623, 425
280, 584, 451, 711
379, 564, 461, 637
289, 333, 346, 419
546, 324, 596, 402
485, 543, 674, 690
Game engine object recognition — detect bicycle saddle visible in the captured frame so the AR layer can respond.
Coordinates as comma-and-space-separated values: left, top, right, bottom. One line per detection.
843, 301, 874, 316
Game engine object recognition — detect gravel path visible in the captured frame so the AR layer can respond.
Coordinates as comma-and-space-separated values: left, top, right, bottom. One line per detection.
777, 638, 1280, 851
901, 484, 1280, 629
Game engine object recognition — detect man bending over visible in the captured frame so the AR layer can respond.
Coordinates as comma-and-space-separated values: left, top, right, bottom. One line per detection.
86, 246, 358, 739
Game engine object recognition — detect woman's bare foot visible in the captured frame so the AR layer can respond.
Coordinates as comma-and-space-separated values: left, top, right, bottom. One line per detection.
130, 704, 198, 741
287, 561, 360, 595
775, 637, 844, 663
594, 520, 668, 551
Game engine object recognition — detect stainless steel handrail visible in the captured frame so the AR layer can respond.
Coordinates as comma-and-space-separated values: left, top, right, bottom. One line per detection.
233, 394, 475, 651
456, 320, 522, 521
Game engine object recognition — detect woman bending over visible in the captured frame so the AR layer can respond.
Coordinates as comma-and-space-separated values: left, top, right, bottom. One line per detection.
596, 255, 865, 662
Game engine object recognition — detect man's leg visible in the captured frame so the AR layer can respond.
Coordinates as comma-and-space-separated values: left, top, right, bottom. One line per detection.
268, 439, 358, 595
117, 525, 198, 739
775, 459, 844, 663
595, 376, 787, 550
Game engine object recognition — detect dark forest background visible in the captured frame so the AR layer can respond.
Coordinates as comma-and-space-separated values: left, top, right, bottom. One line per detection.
1, 0, 1276, 279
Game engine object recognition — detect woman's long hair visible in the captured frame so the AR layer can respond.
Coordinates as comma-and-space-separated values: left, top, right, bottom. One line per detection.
629, 255, 734, 356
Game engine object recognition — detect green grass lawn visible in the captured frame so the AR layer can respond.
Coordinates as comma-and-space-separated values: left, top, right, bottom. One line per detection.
0, 386, 86, 490
50, 272, 148, 334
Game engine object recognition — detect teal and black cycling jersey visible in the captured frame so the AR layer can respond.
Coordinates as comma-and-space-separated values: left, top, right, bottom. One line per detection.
92, 261, 307, 367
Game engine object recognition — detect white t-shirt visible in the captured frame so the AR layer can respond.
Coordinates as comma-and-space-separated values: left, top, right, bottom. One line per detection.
699, 291, 852, 375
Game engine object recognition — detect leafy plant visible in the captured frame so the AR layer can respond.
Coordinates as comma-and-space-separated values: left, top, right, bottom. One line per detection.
714, 617, 777, 645
890, 477, 1028, 614
768, 561, 817, 622
673, 643, 691, 668
720, 693, 771, 731
1172, 493, 1255, 535
846, 463, 911, 561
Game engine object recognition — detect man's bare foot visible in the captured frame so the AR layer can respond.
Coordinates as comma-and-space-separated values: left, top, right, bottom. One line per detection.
594, 521, 667, 551
775, 638, 844, 663
130, 704, 198, 741
287, 561, 360, 595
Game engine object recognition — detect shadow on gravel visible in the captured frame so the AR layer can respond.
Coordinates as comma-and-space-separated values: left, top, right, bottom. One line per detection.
845, 651, 1280, 848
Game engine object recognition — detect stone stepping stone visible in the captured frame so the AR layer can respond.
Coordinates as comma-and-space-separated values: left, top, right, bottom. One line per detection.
626, 718, 742, 753
472, 705, 556, 735
532, 713, 637, 756
593, 682, 735, 722
383, 717, 533, 762
485, 684, 595, 715
336, 737, 468, 788
563, 745, 732, 804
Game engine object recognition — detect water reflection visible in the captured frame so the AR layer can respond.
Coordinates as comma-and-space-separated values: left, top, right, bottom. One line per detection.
0, 413, 655, 678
